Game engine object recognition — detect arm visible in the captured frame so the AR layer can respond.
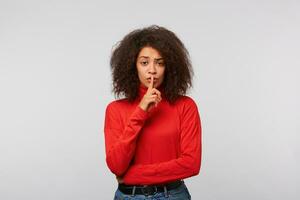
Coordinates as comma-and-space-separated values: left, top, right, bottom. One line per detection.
104, 103, 149, 176
123, 98, 202, 185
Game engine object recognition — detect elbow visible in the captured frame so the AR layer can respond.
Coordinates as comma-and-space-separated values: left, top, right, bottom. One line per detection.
192, 161, 201, 175
192, 146, 202, 175
193, 162, 200, 176
181, 152, 201, 177
190, 155, 201, 176
106, 155, 127, 176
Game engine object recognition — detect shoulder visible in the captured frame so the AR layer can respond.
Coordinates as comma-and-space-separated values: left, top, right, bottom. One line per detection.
175, 95, 199, 110
172, 95, 200, 118
174, 96, 201, 125
105, 98, 132, 113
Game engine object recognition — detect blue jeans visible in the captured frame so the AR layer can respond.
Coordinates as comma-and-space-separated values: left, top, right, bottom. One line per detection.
113, 181, 191, 200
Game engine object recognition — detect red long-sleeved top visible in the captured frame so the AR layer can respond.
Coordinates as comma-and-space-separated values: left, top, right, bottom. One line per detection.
104, 83, 202, 185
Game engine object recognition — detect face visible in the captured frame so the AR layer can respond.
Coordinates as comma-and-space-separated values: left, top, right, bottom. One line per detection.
136, 46, 166, 88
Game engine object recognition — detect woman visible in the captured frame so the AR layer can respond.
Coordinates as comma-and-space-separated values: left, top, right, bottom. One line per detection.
104, 25, 202, 200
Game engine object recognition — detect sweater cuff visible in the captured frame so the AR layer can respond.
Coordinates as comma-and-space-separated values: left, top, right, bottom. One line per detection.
135, 105, 149, 119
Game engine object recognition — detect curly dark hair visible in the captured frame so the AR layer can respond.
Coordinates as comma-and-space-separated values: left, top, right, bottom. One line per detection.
109, 25, 194, 104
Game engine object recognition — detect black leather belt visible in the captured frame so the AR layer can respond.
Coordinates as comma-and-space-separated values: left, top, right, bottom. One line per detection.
118, 180, 183, 196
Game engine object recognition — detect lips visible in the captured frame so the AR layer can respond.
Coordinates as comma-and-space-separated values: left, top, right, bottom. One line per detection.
147, 78, 157, 82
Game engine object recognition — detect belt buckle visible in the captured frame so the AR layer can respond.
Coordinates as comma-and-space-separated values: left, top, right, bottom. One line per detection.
141, 185, 157, 196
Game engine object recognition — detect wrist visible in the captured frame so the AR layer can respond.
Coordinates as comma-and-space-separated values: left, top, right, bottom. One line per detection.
139, 103, 148, 112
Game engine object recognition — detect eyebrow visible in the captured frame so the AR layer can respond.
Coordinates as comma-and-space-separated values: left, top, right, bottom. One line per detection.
138, 56, 164, 61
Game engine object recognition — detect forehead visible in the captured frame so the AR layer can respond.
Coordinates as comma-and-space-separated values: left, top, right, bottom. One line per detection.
137, 46, 163, 59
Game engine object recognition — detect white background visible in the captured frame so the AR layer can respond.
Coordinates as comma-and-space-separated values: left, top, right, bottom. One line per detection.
0, 0, 299, 199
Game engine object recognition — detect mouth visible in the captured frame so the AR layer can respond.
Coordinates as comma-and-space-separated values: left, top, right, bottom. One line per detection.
147, 77, 158, 80
147, 78, 158, 82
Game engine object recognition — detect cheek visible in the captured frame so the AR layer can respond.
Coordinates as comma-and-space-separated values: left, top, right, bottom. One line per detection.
137, 70, 147, 80
136, 66, 144, 77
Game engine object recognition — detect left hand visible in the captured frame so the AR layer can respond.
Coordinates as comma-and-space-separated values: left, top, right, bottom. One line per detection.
116, 175, 124, 183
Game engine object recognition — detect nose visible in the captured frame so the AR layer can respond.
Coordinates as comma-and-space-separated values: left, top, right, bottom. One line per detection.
148, 62, 157, 74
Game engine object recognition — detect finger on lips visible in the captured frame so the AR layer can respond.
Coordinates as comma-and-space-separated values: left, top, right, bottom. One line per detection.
148, 75, 162, 107
150, 75, 154, 89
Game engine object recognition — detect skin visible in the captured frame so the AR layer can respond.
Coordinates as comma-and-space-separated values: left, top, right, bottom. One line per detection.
136, 46, 165, 90
136, 46, 165, 112
116, 46, 165, 184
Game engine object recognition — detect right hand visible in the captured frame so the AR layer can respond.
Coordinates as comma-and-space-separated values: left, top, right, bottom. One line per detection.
138, 75, 162, 112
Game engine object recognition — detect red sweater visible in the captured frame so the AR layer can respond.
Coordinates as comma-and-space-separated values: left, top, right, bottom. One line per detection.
104, 83, 202, 185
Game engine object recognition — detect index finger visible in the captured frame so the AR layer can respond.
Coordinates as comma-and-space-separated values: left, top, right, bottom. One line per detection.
148, 75, 154, 91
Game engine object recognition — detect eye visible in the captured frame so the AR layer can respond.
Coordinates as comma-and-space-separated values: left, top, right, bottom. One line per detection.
158, 62, 165, 66
140, 61, 148, 66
